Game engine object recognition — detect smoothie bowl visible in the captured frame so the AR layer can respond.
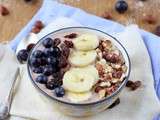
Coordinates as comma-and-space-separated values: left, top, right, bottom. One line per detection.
27, 27, 131, 117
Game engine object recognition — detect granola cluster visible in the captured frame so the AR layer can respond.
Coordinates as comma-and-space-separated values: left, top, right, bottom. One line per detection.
95, 39, 127, 98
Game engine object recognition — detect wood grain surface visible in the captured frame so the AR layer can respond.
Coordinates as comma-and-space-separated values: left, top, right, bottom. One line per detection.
0, 0, 160, 42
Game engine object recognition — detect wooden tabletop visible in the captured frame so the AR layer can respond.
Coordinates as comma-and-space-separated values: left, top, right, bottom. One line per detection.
0, 0, 160, 42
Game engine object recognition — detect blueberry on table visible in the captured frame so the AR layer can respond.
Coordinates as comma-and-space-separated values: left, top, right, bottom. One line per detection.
43, 65, 54, 76
42, 38, 53, 48
54, 87, 65, 97
32, 67, 43, 74
47, 57, 59, 66
35, 75, 48, 84
17, 49, 29, 63
29, 57, 41, 67
33, 50, 44, 58
115, 0, 128, 14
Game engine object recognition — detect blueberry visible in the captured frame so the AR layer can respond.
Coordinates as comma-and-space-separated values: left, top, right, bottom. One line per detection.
35, 75, 48, 84
43, 48, 53, 57
41, 57, 47, 66
53, 67, 60, 73
46, 79, 62, 90
52, 47, 61, 57
33, 50, 43, 58
17, 49, 29, 63
47, 57, 59, 66
29, 57, 41, 67
42, 38, 53, 48
54, 87, 65, 97
52, 71, 64, 79
32, 67, 43, 74
115, 0, 128, 14
43, 65, 54, 76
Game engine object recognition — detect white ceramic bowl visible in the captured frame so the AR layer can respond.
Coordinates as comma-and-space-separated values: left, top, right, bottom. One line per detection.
27, 27, 131, 117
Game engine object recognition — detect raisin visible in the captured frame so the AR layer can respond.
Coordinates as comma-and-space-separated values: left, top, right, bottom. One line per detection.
64, 40, 73, 48
64, 33, 77, 39
102, 12, 113, 20
60, 43, 70, 58
126, 80, 134, 87
31, 27, 41, 34
112, 70, 123, 79
103, 52, 120, 63
0, 5, 9, 16
143, 15, 157, 24
95, 86, 103, 93
26, 43, 35, 52
35, 20, 44, 29
58, 55, 68, 68
126, 80, 142, 91
52, 71, 64, 79
53, 38, 61, 46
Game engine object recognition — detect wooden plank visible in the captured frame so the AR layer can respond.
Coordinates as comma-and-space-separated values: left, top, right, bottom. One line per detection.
0, 0, 159, 42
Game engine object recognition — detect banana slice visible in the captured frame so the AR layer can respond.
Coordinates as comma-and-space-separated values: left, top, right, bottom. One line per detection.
63, 68, 95, 93
69, 50, 97, 67
78, 66, 99, 83
73, 33, 99, 51
67, 91, 92, 103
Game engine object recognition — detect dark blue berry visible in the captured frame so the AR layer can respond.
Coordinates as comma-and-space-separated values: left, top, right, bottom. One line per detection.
32, 67, 43, 74
43, 48, 53, 57
43, 65, 54, 76
33, 50, 43, 58
54, 87, 65, 97
42, 38, 53, 48
29, 57, 41, 67
52, 47, 61, 57
40, 57, 47, 66
52, 71, 64, 79
17, 49, 29, 63
47, 57, 59, 66
115, 0, 128, 14
46, 79, 62, 90
35, 75, 48, 84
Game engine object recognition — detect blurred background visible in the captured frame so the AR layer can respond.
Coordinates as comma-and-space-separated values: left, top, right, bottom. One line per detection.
0, 0, 160, 42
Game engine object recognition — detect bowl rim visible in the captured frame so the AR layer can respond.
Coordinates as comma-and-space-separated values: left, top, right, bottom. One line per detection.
27, 27, 131, 106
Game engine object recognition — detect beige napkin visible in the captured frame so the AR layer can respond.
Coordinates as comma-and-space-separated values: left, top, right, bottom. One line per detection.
8, 17, 160, 120
0, 44, 19, 103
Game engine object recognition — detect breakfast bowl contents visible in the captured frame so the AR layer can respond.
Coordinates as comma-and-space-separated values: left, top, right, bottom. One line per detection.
27, 27, 130, 116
